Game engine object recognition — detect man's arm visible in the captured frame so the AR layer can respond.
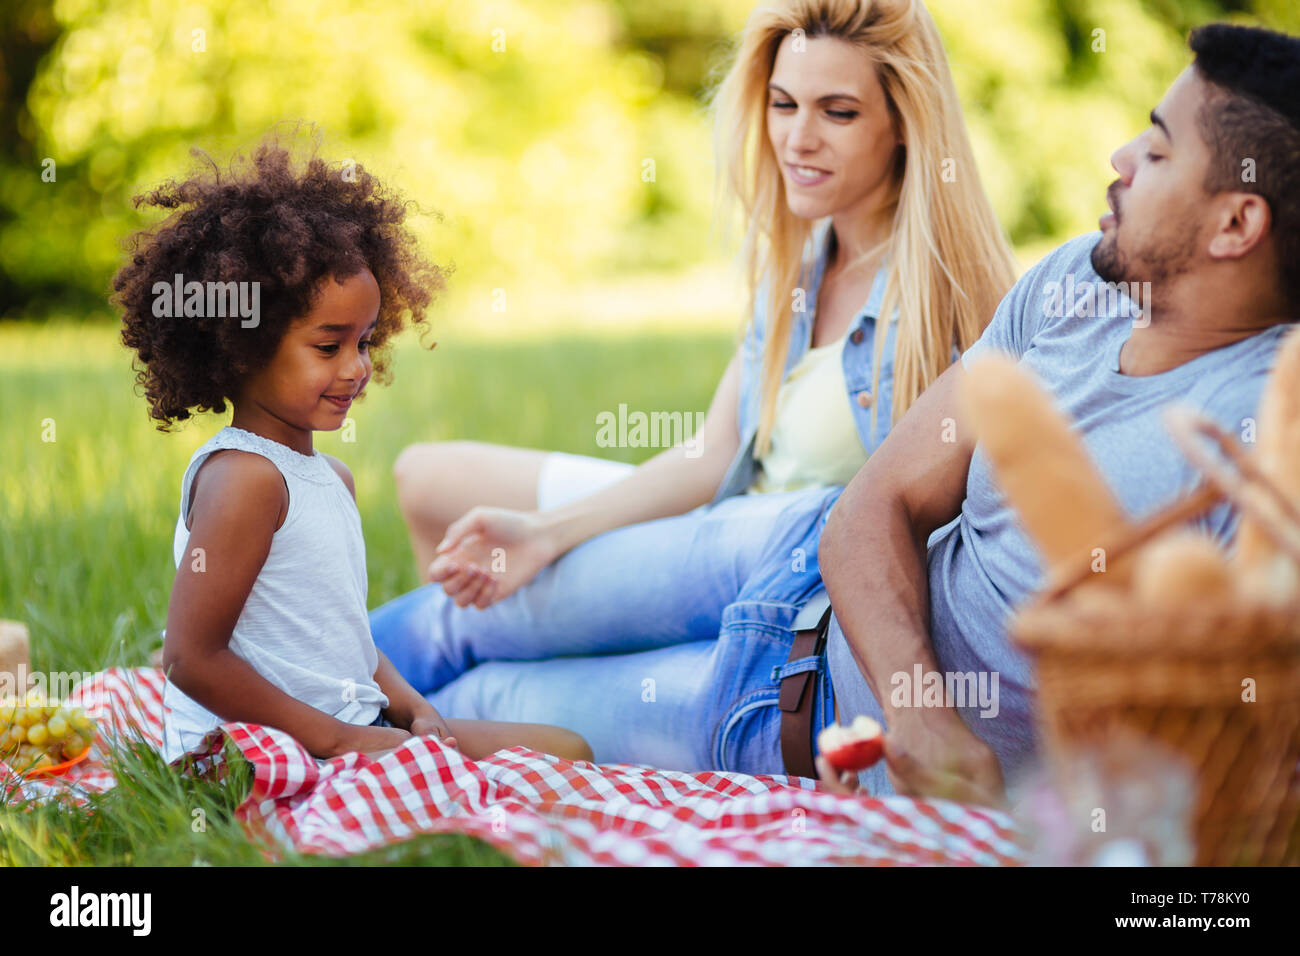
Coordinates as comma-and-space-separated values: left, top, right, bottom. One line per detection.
820, 361, 1005, 806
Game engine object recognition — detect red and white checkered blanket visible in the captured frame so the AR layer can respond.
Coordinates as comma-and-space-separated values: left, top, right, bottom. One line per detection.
2, 667, 1026, 865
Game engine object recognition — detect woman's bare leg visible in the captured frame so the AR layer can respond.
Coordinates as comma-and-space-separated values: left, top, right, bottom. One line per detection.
444, 717, 594, 763
393, 441, 548, 578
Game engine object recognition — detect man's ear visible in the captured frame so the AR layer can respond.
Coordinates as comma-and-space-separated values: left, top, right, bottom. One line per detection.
1207, 191, 1272, 260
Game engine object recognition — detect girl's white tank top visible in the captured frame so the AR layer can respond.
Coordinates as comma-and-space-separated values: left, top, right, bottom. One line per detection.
161, 426, 387, 763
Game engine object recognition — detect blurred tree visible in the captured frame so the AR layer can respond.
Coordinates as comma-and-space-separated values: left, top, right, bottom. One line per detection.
0, 0, 63, 316
3, 0, 727, 320
0, 0, 1295, 321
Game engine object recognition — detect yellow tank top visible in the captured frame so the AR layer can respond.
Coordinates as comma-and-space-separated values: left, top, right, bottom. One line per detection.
748, 332, 868, 494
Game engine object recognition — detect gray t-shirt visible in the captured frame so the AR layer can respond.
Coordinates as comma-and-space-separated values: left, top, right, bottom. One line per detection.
828, 232, 1290, 796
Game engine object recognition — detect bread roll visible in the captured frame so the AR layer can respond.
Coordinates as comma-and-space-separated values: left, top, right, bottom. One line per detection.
0, 620, 30, 695
1134, 530, 1235, 610
961, 355, 1132, 588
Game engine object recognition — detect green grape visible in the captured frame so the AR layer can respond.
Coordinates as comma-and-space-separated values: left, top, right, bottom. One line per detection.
26, 723, 49, 748
46, 715, 69, 739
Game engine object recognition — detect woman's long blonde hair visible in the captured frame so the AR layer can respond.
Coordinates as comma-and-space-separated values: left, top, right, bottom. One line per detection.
712, 0, 1017, 455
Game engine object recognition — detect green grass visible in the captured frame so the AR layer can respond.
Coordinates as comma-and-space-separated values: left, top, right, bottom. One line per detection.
0, 318, 735, 865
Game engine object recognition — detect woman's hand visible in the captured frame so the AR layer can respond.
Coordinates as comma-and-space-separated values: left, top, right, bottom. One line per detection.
428, 507, 560, 609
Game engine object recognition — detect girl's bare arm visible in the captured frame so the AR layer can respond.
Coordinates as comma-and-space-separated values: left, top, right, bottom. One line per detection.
162, 451, 405, 758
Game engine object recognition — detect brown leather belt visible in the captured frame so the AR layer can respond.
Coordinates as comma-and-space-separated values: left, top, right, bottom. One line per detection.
778, 597, 833, 779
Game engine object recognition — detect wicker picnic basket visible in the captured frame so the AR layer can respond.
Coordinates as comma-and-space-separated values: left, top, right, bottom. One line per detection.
1012, 413, 1300, 866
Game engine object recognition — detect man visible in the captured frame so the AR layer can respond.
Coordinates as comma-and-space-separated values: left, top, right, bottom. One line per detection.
819, 22, 1300, 805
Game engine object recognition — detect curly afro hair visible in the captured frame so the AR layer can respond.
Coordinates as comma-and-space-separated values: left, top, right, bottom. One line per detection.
114, 136, 445, 430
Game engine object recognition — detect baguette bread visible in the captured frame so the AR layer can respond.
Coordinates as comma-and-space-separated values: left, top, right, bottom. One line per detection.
961, 354, 1134, 588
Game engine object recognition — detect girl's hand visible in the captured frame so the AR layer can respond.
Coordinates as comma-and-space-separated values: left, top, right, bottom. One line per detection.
333, 723, 411, 759
429, 507, 559, 609
409, 710, 459, 751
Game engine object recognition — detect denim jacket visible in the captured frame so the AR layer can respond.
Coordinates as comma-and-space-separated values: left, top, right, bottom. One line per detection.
711, 220, 899, 504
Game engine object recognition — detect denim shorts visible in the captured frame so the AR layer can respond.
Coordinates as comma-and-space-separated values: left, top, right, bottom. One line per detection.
369, 711, 394, 728
371, 485, 846, 697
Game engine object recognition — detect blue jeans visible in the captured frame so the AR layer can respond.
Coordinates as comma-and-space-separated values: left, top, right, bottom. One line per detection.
369, 486, 843, 773
370, 487, 839, 694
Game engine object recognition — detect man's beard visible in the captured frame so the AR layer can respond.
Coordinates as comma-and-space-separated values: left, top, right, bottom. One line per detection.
1090, 227, 1128, 285
1092, 213, 1200, 311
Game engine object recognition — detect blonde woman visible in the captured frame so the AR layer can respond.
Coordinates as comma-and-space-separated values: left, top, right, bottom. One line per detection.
370, 0, 1016, 769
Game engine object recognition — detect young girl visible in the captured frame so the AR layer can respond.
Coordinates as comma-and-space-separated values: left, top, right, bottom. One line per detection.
114, 140, 592, 766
